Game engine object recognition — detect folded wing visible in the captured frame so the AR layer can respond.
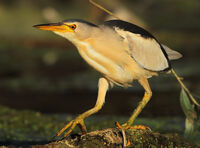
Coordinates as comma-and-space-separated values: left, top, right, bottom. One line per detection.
116, 28, 170, 71
103, 20, 182, 72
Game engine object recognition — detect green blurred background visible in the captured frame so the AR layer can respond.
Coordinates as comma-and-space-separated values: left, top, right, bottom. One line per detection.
0, 0, 200, 117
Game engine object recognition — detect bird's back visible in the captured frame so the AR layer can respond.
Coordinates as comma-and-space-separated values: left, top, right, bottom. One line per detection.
102, 20, 181, 72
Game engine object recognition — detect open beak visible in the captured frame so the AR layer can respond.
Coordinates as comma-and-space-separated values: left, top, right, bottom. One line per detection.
33, 22, 70, 33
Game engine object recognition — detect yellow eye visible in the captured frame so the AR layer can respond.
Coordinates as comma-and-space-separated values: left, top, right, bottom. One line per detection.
70, 24, 76, 30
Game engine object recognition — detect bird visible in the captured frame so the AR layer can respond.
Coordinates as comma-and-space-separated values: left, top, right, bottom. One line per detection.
33, 19, 182, 137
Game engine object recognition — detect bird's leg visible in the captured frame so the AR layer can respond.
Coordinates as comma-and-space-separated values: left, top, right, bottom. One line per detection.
54, 77, 109, 138
120, 78, 152, 129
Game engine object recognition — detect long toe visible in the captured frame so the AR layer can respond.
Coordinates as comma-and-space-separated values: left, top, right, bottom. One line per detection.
53, 117, 87, 139
116, 121, 151, 131
128, 125, 151, 131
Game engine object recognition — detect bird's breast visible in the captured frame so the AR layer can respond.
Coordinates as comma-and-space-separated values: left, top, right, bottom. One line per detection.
76, 40, 134, 86
77, 42, 110, 75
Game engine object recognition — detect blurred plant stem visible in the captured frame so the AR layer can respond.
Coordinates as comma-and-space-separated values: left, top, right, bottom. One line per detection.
172, 69, 200, 107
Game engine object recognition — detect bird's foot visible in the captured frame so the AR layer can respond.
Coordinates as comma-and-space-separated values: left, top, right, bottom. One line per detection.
115, 121, 151, 131
115, 122, 151, 147
53, 116, 87, 139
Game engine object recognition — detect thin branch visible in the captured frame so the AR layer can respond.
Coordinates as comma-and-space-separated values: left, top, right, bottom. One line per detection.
89, 0, 121, 20
171, 69, 200, 107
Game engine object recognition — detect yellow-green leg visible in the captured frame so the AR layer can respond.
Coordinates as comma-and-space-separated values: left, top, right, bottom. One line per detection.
54, 77, 109, 138
124, 78, 152, 128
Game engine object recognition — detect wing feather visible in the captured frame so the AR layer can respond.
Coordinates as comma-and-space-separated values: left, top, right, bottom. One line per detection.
116, 29, 170, 71
102, 20, 171, 71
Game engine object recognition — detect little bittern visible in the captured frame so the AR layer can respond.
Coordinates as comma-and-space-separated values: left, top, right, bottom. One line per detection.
33, 19, 182, 137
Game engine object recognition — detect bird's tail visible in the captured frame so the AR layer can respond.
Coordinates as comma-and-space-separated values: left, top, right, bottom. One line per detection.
162, 44, 182, 60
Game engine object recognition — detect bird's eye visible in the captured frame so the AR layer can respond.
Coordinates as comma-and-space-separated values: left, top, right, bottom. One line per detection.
70, 24, 76, 30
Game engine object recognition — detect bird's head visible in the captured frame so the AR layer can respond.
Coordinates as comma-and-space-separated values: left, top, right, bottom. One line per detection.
33, 19, 98, 44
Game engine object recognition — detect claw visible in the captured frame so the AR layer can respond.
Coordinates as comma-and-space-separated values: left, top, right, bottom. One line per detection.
115, 121, 123, 129
53, 117, 87, 139
115, 121, 130, 129
129, 125, 151, 131
57, 121, 73, 137
115, 121, 151, 131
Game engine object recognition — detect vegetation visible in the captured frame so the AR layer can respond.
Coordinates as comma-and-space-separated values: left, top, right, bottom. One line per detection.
0, 105, 199, 147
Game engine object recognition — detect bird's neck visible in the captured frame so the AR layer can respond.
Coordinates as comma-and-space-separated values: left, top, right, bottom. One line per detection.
53, 31, 81, 46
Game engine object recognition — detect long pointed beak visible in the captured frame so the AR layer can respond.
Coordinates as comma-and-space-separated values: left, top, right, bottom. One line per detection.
33, 22, 70, 32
